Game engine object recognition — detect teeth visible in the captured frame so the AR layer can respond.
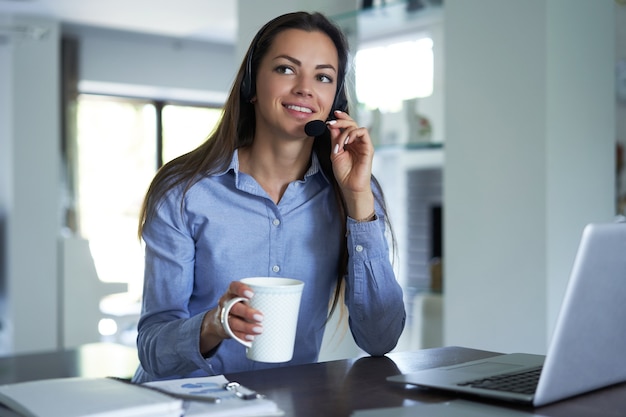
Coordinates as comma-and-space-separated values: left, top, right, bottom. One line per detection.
286, 105, 312, 113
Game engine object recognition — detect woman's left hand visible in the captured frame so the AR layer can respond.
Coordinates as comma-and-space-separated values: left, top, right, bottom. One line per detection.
327, 110, 376, 219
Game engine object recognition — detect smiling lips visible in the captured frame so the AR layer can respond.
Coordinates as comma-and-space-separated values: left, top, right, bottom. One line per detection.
285, 104, 313, 114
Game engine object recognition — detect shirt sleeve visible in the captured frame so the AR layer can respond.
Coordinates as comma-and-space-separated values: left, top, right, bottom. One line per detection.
135, 189, 215, 380
343, 209, 406, 357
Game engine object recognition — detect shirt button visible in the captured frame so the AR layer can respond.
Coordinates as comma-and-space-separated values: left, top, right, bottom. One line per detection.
272, 265, 280, 273
273, 219, 281, 226
355, 245, 364, 252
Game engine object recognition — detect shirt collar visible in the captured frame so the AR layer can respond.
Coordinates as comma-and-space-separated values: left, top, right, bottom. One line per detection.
222, 149, 329, 184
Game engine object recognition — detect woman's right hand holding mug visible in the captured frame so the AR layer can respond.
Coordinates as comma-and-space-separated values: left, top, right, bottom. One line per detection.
200, 281, 264, 356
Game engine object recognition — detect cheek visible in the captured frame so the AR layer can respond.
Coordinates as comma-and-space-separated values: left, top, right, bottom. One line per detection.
256, 78, 291, 105
253, 83, 278, 110
324, 88, 338, 110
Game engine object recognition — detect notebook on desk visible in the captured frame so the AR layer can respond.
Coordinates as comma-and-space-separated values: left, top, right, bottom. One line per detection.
388, 222, 626, 407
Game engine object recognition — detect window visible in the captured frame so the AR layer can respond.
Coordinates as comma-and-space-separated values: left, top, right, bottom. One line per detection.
355, 36, 433, 112
76, 96, 156, 298
353, 33, 437, 146
162, 104, 223, 164
74, 94, 222, 341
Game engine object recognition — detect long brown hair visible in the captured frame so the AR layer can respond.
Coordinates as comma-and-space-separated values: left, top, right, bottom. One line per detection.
138, 11, 395, 321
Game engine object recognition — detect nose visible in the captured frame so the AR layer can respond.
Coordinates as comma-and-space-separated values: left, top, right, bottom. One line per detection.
293, 75, 313, 98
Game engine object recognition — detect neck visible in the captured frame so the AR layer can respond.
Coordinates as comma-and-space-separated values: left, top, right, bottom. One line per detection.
238, 139, 313, 204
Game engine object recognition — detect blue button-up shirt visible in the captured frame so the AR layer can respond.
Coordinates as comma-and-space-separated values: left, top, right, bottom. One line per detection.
133, 150, 405, 382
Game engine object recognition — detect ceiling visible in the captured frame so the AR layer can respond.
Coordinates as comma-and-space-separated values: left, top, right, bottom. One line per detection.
0, 0, 238, 43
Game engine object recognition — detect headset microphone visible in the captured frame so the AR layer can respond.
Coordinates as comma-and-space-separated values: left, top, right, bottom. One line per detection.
304, 120, 327, 137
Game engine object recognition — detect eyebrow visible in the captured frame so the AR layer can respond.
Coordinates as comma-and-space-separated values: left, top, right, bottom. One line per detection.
273, 54, 337, 73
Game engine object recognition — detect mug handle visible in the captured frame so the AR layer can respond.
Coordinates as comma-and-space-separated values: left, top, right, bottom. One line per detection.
219, 297, 252, 348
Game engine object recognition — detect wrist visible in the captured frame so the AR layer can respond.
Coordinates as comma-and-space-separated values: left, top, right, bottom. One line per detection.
200, 308, 226, 356
344, 191, 375, 221
353, 210, 377, 223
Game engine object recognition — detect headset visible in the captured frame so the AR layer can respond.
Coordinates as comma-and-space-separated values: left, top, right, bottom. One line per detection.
240, 28, 349, 118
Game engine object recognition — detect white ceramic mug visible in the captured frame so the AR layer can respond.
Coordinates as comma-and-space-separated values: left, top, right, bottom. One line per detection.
220, 277, 305, 363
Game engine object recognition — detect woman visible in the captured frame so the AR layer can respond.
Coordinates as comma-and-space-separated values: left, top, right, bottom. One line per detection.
132, 11, 405, 383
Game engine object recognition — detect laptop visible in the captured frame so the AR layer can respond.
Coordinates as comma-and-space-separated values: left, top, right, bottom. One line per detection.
388, 222, 626, 407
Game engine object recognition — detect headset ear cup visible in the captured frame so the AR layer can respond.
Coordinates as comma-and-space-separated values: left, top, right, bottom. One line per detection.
241, 77, 252, 102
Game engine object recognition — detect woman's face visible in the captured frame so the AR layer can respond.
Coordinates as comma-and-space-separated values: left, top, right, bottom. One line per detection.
252, 28, 339, 140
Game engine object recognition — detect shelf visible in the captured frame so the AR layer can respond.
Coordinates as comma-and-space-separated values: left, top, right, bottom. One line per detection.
332, 1, 444, 42
375, 141, 443, 151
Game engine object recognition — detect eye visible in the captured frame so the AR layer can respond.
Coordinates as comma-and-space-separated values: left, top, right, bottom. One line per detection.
317, 74, 334, 84
275, 65, 295, 75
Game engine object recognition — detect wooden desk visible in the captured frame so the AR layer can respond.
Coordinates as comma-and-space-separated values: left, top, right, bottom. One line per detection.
1, 345, 625, 416
226, 346, 626, 417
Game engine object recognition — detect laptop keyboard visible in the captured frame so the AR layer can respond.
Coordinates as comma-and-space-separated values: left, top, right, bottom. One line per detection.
457, 367, 542, 395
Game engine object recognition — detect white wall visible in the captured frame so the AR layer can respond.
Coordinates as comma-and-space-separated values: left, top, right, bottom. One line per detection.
2, 15, 61, 353
0, 17, 12, 352
444, 0, 615, 354
616, 4, 626, 207
66, 25, 236, 103
544, 0, 615, 344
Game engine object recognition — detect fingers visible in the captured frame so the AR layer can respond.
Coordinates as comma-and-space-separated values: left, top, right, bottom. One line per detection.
326, 111, 372, 155
218, 282, 264, 342
226, 280, 255, 299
